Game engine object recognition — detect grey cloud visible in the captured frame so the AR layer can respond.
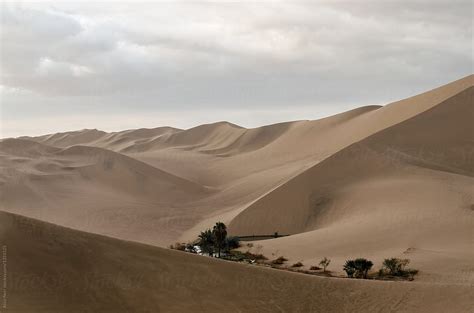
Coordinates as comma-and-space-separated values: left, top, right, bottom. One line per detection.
0, 1, 472, 137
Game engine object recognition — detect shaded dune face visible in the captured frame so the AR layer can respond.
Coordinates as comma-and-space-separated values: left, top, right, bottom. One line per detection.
223, 81, 473, 286
1, 211, 471, 313
228, 86, 474, 235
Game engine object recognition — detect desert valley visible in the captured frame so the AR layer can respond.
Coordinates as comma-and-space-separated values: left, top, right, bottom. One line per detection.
0, 75, 473, 312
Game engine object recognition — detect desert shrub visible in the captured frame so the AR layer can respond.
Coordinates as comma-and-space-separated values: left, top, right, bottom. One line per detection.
271, 256, 288, 265
225, 236, 240, 251
406, 269, 419, 280
319, 257, 331, 272
291, 262, 303, 268
310, 265, 321, 271
380, 258, 418, 280
169, 242, 186, 251
225, 251, 246, 261
382, 258, 410, 276
344, 258, 373, 278
224, 250, 267, 263
244, 251, 267, 261
378, 268, 385, 277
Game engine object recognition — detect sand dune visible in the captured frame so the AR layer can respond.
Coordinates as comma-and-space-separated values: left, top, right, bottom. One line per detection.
178, 75, 473, 240
227, 85, 474, 283
0, 138, 60, 157
229, 85, 474, 233
22, 126, 181, 151
1, 211, 471, 313
0, 140, 210, 245
23, 128, 108, 147
1, 75, 472, 294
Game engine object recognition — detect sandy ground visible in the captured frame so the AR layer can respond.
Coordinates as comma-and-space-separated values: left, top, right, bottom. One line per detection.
1, 211, 472, 313
0, 75, 473, 311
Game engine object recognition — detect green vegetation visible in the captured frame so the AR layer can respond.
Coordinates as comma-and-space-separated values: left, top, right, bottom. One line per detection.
343, 258, 373, 278
225, 250, 268, 262
198, 229, 215, 256
319, 257, 331, 272
382, 258, 409, 275
225, 236, 240, 250
213, 222, 227, 258
181, 222, 241, 257
170, 222, 419, 282
342, 257, 418, 280
380, 258, 418, 280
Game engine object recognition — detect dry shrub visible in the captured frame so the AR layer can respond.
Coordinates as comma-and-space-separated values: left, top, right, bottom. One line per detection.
291, 262, 303, 268
271, 256, 288, 265
169, 242, 186, 251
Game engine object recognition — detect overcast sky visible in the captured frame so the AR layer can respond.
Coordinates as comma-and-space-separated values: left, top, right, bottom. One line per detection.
1, 0, 472, 137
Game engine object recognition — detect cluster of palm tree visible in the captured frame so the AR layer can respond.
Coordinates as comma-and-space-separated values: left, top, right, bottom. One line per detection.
198, 222, 238, 257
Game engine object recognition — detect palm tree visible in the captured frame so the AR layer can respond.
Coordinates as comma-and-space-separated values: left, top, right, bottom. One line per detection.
198, 229, 214, 256
212, 222, 227, 258
354, 258, 373, 278
343, 258, 373, 278
343, 260, 356, 278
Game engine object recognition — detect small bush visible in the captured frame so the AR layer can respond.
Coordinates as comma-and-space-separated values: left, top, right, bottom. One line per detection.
225, 236, 241, 250
310, 265, 321, 271
382, 258, 410, 276
378, 258, 418, 280
169, 242, 186, 251
272, 256, 288, 265
244, 251, 268, 261
224, 250, 268, 263
319, 257, 331, 272
291, 262, 303, 268
406, 269, 419, 280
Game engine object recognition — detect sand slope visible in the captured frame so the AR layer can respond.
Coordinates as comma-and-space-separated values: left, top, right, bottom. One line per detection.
1, 75, 472, 288
227, 85, 474, 284
0, 139, 210, 245
1, 211, 471, 313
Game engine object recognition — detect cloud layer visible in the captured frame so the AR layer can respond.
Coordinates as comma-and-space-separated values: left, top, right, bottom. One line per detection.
1, 1, 472, 137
